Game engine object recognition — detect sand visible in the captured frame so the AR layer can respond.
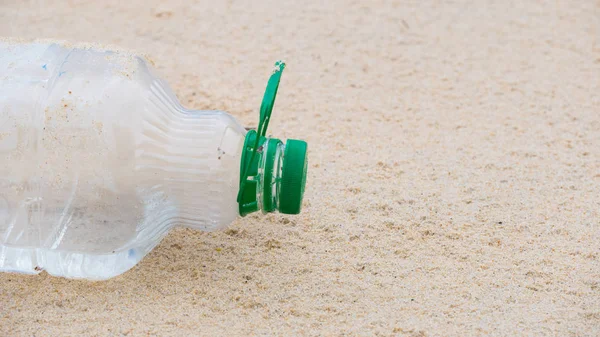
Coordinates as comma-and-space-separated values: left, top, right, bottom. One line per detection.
1, 0, 599, 336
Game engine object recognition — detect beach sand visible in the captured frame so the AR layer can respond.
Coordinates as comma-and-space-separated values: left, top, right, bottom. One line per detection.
1, 0, 599, 335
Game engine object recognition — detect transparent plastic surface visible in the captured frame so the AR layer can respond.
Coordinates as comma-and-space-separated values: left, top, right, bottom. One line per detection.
0, 41, 246, 279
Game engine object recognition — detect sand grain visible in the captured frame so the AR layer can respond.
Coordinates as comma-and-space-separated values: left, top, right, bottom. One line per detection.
1, 0, 599, 336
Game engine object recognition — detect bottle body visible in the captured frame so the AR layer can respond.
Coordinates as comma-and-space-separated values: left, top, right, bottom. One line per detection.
0, 41, 246, 279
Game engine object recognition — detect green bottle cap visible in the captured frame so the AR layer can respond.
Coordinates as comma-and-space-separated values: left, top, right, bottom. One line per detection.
278, 139, 308, 214
237, 61, 308, 216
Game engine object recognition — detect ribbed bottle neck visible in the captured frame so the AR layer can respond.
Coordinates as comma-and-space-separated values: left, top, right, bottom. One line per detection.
138, 80, 244, 231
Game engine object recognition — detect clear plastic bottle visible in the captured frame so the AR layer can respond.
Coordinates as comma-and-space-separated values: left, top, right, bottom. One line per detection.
0, 40, 307, 280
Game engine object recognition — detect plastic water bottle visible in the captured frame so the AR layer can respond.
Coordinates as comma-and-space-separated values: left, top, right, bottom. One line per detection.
0, 40, 308, 280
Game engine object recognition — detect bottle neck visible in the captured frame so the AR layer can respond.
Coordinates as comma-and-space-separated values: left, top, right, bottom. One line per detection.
257, 138, 284, 213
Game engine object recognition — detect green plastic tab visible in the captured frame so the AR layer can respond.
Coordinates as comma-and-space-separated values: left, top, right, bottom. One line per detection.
237, 61, 308, 217
238, 61, 286, 214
